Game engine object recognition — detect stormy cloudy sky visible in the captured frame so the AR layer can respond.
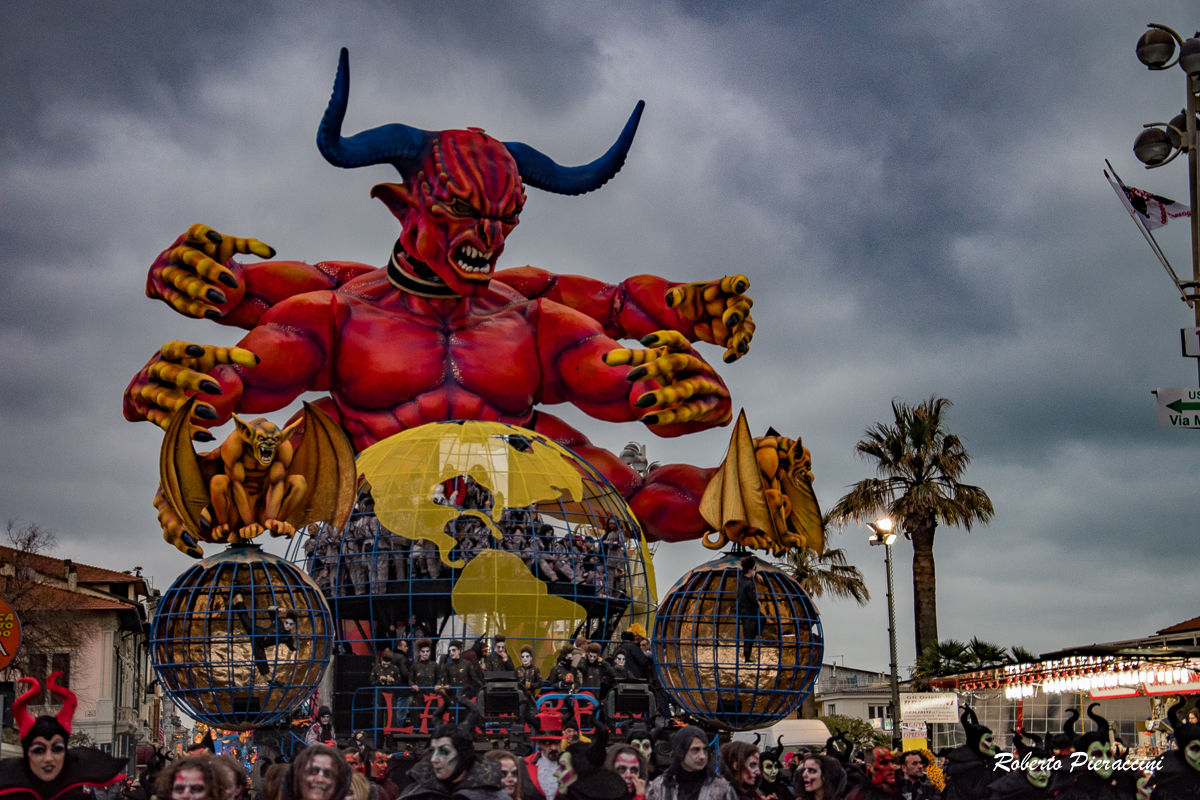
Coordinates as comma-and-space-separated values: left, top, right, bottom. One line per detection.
3, 1, 1199, 674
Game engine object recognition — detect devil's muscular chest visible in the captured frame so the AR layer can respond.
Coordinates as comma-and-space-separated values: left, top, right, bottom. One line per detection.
332, 296, 541, 442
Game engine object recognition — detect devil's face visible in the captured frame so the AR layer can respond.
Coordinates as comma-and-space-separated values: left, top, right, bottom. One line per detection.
1186, 740, 1200, 772
762, 759, 779, 782
1026, 760, 1052, 789
1086, 741, 1114, 778
374, 130, 523, 298
978, 733, 999, 757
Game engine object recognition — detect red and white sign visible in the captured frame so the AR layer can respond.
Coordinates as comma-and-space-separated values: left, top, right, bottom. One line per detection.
0, 595, 22, 670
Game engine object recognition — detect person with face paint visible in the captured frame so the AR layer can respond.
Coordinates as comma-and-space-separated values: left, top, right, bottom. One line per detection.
437, 640, 482, 698
551, 721, 628, 800
410, 639, 441, 722
624, 722, 657, 781
844, 750, 901, 800
0, 672, 128, 800
793, 755, 846, 800
941, 708, 999, 800
306, 707, 338, 747
484, 636, 516, 673
719, 741, 764, 800
153, 755, 230, 800
514, 645, 544, 703
645, 726, 737, 800
483, 751, 523, 800
605, 745, 649, 799
985, 730, 1048, 800
366, 749, 400, 800
1044, 705, 1122, 800
281, 745, 351, 800
758, 739, 794, 800
400, 695, 507, 800
1145, 698, 1200, 800
521, 705, 566, 800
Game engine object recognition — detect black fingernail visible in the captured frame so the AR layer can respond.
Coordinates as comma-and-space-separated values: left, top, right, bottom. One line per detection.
218, 273, 239, 288
634, 394, 657, 409
642, 414, 659, 426
186, 344, 206, 357
207, 289, 227, 304
205, 309, 222, 320
640, 334, 660, 346
266, 246, 277, 258
727, 315, 740, 326
195, 404, 218, 420
627, 367, 648, 382
253, 354, 261, 365
665, 295, 677, 308
199, 380, 221, 394
724, 352, 738, 364
206, 231, 223, 244
736, 280, 747, 293
182, 533, 198, 547
195, 431, 215, 442
739, 341, 748, 353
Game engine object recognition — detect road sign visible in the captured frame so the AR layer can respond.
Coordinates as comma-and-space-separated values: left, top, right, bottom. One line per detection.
1182, 329, 1200, 357
0, 596, 21, 670
1156, 388, 1200, 428
900, 692, 959, 723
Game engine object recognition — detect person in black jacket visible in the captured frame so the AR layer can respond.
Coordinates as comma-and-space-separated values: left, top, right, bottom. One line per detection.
736, 556, 763, 664
515, 645, 543, 703
232, 593, 298, 679
546, 645, 580, 691
896, 750, 940, 800
437, 640, 481, 699
618, 631, 652, 681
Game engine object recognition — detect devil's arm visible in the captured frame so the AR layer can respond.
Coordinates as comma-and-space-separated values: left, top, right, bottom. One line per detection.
496, 266, 697, 342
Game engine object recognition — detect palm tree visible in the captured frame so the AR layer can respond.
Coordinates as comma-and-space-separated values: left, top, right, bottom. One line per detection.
910, 637, 1015, 684
785, 545, 871, 605
830, 396, 994, 660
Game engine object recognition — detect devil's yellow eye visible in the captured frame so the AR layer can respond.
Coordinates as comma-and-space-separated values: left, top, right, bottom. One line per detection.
449, 199, 477, 216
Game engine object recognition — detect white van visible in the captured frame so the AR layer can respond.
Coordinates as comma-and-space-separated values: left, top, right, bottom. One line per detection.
730, 719, 832, 753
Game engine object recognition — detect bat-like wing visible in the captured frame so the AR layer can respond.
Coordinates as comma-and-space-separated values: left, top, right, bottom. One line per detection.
284, 402, 357, 530
159, 397, 221, 535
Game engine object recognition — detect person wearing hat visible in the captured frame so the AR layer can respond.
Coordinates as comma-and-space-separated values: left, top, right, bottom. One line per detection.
645, 726, 737, 800
759, 738, 795, 800
522, 705, 565, 800
1045, 704, 1123, 800
0, 672, 127, 800
306, 706, 337, 747
1147, 697, 1200, 800
985, 730, 1050, 800
940, 707, 998, 800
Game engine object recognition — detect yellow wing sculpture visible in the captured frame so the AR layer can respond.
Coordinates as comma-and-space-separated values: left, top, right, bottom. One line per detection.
699, 409, 823, 556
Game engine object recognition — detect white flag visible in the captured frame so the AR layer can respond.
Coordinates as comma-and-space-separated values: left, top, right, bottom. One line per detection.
1112, 177, 1191, 231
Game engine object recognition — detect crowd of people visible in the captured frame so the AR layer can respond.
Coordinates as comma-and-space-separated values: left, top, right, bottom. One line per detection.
305, 482, 633, 599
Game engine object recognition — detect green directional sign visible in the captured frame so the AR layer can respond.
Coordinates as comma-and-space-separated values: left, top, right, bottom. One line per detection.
1156, 388, 1200, 429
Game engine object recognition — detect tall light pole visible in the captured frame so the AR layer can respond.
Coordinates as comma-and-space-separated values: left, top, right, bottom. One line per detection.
868, 516, 902, 751
1132, 25, 1200, 383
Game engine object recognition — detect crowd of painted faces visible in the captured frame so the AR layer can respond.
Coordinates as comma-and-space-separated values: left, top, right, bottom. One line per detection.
305, 481, 633, 598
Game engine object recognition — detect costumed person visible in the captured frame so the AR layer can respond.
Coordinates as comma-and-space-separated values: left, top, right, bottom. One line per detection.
845, 750, 900, 800
552, 721, 628, 800
619, 631, 653, 682
895, 750, 939, 800
1045, 704, 1122, 800
437, 640, 481, 699
942, 707, 999, 800
736, 557, 763, 664
822, 734, 864, 795
793, 754, 846, 800
483, 751, 523, 800
515, 646, 543, 704
306, 706, 337, 747
521, 705, 564, 800
369, 749, 401, 800
155, 755, 230, 800
1148, 698, 1200, 800
400, 695, 507, 800
760, 739, 795, 800
605, 745, 650, 799
230, 593, 299, 679
720, 741, 764, 800
484, 636, 516, 673
645, 726, 738, 800
547, 646, 580, 691
626, 722, 657, 780
281, 745, 352, 800
1047, 710, 1077, 759
0, 672, 127, 800
411, 639, 440, 696
986, 730, 1049, 800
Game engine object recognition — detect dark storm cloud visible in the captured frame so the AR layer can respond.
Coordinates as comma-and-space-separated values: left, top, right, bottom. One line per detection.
3, 1, 1199, 672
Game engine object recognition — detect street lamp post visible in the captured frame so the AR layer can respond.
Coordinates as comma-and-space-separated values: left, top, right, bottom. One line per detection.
1132, 25, 1200, 383
868, 517, 903, 751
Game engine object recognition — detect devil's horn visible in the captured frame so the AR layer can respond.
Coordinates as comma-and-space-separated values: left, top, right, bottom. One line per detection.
317, 48, 428, 176
1063, 707, 1079, 738
504, 101, 644, 196
46, 671, 77, 734
1167, 698, 1186, 733
961, 705, 980, 728
13, 677, 41, 741
1087, 702, 1110, 738
752, 732, 762, 746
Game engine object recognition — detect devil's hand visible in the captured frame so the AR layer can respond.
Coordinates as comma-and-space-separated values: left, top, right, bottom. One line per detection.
603, 331, 731, 427
665, 275, 755, 363
147, 224, 275, 319
124, 341, 259, 440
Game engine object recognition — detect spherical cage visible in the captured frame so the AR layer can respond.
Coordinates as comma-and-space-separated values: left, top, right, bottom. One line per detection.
652, 554, 823, 731
151, 544, 334, 730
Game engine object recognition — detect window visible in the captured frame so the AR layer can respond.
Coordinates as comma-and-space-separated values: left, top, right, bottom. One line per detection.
869, 705, 892, 720
52, 653, 71, 688
827, 704, 836, 715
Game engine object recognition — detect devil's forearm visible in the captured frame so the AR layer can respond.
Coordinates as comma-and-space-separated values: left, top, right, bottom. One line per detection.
627, 464, 717, 543
212, 260, 374, 329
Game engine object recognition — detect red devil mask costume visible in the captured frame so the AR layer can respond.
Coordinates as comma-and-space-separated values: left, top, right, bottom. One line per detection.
0, 672, 126, 800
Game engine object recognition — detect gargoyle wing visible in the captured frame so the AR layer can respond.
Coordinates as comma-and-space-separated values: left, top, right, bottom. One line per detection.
699, 409, 777, 540
780, 451, 824, 554
160, 396, 222, 535
283, 402, 356, 530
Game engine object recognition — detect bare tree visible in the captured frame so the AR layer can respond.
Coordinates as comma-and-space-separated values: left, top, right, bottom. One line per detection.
0, 521, 98, 683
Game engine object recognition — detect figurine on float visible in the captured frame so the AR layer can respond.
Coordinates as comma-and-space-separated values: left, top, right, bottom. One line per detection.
122, 48, 789, 552
0, 672, 127, 800
155, 397, 356, 557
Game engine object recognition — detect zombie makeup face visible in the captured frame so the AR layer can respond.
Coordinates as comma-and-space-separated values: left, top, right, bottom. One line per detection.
978, 733, 1000, 757
371, 752, 389, 779
498, 758, 519, 799
520, 651, 533, 667
284, 617, 296, 632
740, 753, 761, 788
553, 753, 576, 790
430, 737, 459, 781
419, 648, 431, 663
762, 758, 779, 782
449, 646, 461, 662
27, 735, 66, 783
614, 753, 641, 794
1086, 741, 1115, 778
1185, 740, 1200, 772
587, 652, 599, 664
172, 769, 208, 800
683, 738, 708, 772
302, 754, 337, 800
631, 738, 652, 760
1026, 759, 1052, 790
495, 642, 506, 657
615, 653, 626, 669
801, 760, 823, 795
344, 752, 364, 775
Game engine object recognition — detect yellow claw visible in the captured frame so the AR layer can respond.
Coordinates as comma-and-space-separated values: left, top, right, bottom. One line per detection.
627, 352, 707, 383
720, 274, 750, 295
603, 347, 662, 368
639, 330, 690, 351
